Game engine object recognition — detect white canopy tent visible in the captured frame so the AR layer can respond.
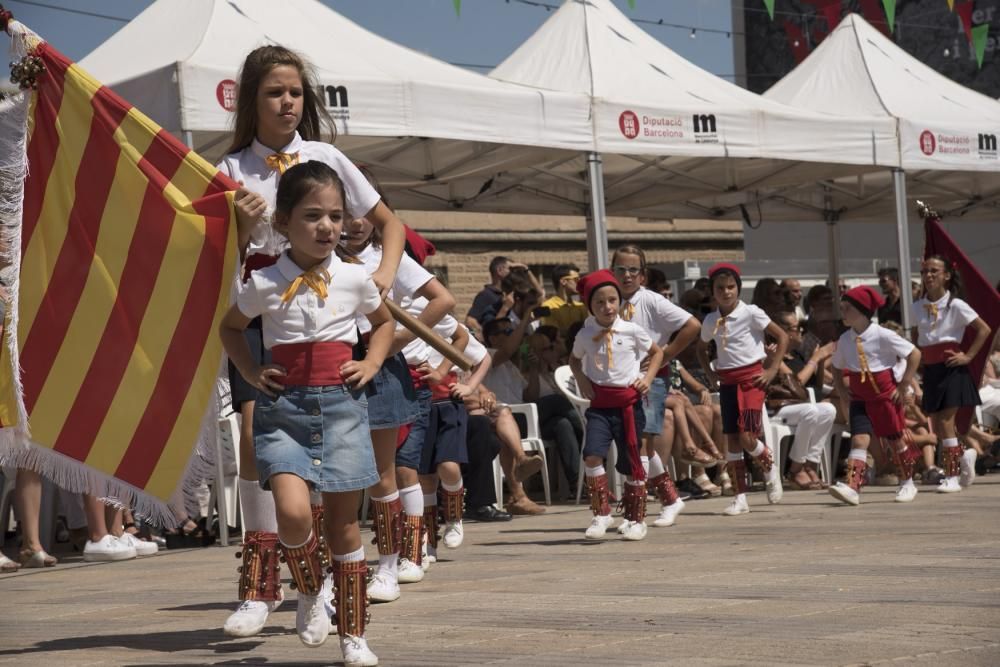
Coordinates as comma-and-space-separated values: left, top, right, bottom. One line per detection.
488, 0, 900, 268
764, 13, 1000, 326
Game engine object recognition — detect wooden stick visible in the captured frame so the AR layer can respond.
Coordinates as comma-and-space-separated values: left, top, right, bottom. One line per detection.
383, 299, 473, 371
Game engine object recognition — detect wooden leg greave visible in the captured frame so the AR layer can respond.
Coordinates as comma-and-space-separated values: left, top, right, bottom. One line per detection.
441, 488, 464, 523
586, 474, 611, 516
334, 558, 371, 637
399, 514, 423, 566
279, 532, 324, 596
621, 482, 647, 523
371, 497, 403, 556
237, 531, 282, 602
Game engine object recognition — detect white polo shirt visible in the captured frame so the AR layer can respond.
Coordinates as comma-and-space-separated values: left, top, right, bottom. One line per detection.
217, 132, 381, 256
427, 323, 484, 372
911, 295, 978, 347
236, 252, 381, 348
400, 296, 459, 367
701, 301, 771, 370
572, 316, 653, 387
354, 244, 433, 334
622, 287, 693, 348
831, 323, 915, 373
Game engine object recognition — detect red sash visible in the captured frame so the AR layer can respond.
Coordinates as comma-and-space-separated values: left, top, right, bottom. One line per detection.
408, 364, 428, 390
430, 371, 458, 402
590, 385, 645, 481
271, 342, 352, 386
242, 253, 280, 283
921, 341, 961, 365
847, 368, 906, 438
717, 362, 765, 437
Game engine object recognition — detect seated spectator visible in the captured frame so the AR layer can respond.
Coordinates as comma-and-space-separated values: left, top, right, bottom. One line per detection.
540, 264, 586, 338
980, 349, 1000, 424
803, 284, 834, 319
781, 278, 806, 320
752, 277, 792, 319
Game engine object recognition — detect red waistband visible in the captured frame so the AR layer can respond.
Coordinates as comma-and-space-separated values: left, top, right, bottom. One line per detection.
717, 361, 763, 386
589, 384, 642, 409
242, 253, 280, 283
921, 341, 961, 365
588, 384, 644, 480
430, 371, 458, 401
271, 342, 352, 386
847, 368, 896, 401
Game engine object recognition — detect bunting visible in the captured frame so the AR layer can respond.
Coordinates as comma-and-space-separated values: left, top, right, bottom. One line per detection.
971, 23, 989, 69
882, 0, 896, 32
764, 0, 776, 20
0, 19, 238, 523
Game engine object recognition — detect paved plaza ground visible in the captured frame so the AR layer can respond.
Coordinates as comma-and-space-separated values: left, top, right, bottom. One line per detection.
2, 477, 999, 666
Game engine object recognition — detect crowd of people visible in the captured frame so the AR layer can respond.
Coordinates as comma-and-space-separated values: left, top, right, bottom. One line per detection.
3, 43, 999, 667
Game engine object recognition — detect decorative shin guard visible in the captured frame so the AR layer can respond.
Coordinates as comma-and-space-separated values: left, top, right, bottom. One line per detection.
371, 497, 403, 556
441, 487, 464, 523
279, 532, 324, 595
334, 559, 371, 638
941, 446, 963, 478
727, 458, 750, 494
621, 482, 647, 523
399, 514, 423, 566
586, 474, 611, 517
236, 531, 282, 602
649, 472, 679, 506
753, 445, 775, 473
310, 505, 333, 574
890, 440, 921, 481
844, 458, 868, 492
422, 506, 439, 551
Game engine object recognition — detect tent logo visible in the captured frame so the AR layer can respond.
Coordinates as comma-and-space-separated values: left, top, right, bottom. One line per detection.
692, 113, 718, 143
979, 133, 998, 159
919, 130, 936, 156
324, 85, 351, 121
216, 80, 237, 112
619, 110, 639, 140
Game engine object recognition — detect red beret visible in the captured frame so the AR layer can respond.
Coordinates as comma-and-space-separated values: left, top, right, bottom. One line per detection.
403, 225, 435, 266
708, 262, 742, 291
842, 285, 885, 318
577, 269, 622, 314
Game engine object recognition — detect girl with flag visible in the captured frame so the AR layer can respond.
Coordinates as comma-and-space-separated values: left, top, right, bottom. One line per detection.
828, 286, 922, 507
698, 264, 787, 517
911, 256, 992, 493
220, 160, 389, 666
217, 45, 406, 640
569, 269, 663, 541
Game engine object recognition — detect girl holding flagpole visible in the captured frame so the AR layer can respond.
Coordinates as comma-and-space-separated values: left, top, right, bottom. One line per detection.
221, 160, 389, 666
217, 45, 405, 642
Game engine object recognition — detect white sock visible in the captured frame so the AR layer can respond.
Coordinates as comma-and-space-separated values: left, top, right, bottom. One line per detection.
309, 490, 322, 505
333, 546, 366, 562
640, 455, 650, 476
585, 464, 606, 477
901, 478, 916, 490
441, 479, 463, 493
734, 493, 746, 503
726, 451, 743, 462
378, 553, 398, 579
648, 454, 666, 477
848, 448, 867, 462
626, 479, 643, 486
371, 490, 400, 504
423, 492, 437, 509
399, 484, 424, 517
749, 441, 765, 458
279, 530, 312, 550
942, 438, 960, 448
238, 478, 278, 533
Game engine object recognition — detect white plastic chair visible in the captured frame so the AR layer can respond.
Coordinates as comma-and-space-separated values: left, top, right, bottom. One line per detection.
553, 365, 623, 504
507, 403, 552, 506
210, 410, 242, 545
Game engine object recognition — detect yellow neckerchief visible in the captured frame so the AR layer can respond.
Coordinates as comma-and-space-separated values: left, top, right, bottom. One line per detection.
592, 323, 617, 369
712, 315, 728, 350
855, 333, 875, 385
264, 151, 299, 174
621, 300, 635, 322
280, 265, 331, 302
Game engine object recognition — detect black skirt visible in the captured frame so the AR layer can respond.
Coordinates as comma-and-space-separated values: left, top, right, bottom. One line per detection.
921, 362, 981, 413
228, 317, 270, 409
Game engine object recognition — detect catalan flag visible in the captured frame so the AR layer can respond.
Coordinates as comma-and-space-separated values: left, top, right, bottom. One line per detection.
0, 19, 237, 523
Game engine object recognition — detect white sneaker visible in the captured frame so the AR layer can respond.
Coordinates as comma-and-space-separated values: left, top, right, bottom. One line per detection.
722, 495, 750, 516
442, 521, 463, 549
618, 520, 647, 541
423, 534, 436, 568
223, 591, 284, 638
895, 481, 918, 503
82, 534, 137, 562
117, 532, 159, 557
320, 573, 335, 624
367, 570, 400, 603
397, 558, 424, 584
341, 634, 379, 667
960, 449, 977, 487
652, 498, 685, 527
296, 591, 331, 647
828, 482, 860, 506
765, 464, 783, 504
584, 514, 614, 539
937, 476, 962, 493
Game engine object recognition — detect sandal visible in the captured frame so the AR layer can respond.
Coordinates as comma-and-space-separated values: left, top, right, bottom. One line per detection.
693, 473, 722, 497
18, 548, 57, 568
0, 553, 20, 573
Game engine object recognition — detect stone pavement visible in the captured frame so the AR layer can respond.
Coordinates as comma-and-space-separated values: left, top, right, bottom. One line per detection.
2, 477, 999, 666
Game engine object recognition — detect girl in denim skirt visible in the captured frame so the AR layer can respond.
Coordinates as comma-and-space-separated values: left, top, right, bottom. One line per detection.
220, 161, 391, 667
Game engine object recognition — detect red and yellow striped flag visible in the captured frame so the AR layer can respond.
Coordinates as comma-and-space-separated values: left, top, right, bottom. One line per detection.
0, 30, 237, 521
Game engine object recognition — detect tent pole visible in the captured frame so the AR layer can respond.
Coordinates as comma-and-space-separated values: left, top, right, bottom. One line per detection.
892, 169, 914, 330
586, 151, 609, 271
824, 188, 841, 316
183, 130, 194, 150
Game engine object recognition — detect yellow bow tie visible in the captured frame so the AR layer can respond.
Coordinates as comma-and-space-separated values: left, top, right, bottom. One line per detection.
924, 302, 939, 329
281, 267, 331, 303
855, 335, 875, 385
713, 315, 728, 349
592, 327, 617, 370
621, 302, 635, 322
265, 151, 299, 174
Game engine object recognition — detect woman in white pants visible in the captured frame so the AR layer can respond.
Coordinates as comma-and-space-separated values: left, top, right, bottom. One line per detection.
980, 351, 1000, 426
772, 311, 837, 490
